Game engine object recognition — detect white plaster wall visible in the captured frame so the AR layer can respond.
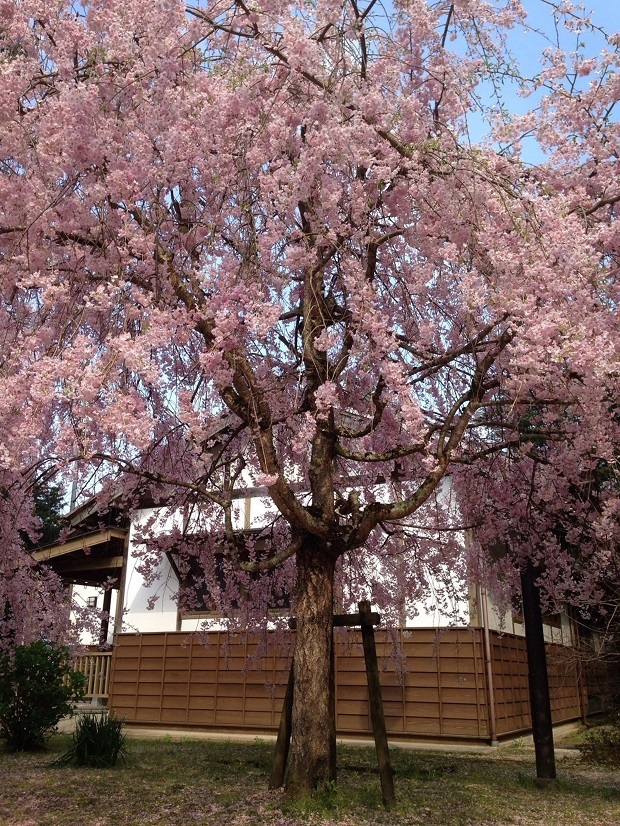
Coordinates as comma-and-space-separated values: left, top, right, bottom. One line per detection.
404, 597, 471, 629
119, 508, 181, 634
512, 613, 573, 646
117, 488, 476, 634
472, 589, 574, 646
114, 499, 274, 636
72, 583, 118, 646
478, 593, 516, 634
111, 486, 514, 636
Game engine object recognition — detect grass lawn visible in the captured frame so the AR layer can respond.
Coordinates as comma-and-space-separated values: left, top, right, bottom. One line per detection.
0, 734, 619, 825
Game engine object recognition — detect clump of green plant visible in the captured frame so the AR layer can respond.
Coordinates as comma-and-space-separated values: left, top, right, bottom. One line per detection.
282, 778, 341, 818
578, 710, 620, 767
54, 713, 127, 768
0, 640, 86, 751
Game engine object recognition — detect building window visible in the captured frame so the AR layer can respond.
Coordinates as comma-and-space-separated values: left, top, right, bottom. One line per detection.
177, 531, 291, 616
87, 596, 98, 609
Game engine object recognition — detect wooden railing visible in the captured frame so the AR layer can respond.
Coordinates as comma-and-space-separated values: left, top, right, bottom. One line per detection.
74, 651, 113, 700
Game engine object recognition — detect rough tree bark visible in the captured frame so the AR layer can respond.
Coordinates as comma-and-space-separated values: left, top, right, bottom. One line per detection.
286, 537, 337, 796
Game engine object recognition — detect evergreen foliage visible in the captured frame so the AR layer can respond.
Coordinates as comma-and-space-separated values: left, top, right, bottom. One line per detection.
22, 483, 65, 550
0, 640, 85, 751
579, 710, 620, 767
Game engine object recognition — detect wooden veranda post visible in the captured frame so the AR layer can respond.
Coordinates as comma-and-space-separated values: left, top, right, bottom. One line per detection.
98, 588, 113, 648
358, 600, 396, 807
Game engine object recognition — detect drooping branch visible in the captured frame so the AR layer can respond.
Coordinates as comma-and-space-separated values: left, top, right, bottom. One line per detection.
237, 534, 304, 573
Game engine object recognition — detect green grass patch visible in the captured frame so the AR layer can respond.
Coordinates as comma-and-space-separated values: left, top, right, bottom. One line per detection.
0, 734, 618, 825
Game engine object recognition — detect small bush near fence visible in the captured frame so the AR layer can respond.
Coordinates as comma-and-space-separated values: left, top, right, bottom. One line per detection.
54, 713, 127, 768
579, 709, 620, 767
0, 640, 86, 751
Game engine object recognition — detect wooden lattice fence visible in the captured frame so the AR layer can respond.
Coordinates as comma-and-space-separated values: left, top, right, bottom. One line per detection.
107, 628, 582, 742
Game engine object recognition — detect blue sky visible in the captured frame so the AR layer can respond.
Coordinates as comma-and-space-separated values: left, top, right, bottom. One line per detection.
526, 0, 620, 34
515, 0, 620, 78
460, 1, 620, 157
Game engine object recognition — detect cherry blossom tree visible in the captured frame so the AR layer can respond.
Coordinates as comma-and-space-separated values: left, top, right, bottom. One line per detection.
1, 0, 619, 794
0, 475, 78, 648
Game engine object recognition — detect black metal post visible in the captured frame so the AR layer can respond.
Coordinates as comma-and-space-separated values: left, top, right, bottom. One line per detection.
520, 560, 556, 781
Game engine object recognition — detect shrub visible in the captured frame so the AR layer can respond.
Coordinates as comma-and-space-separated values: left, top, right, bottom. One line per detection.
54, 713, 127, 768
0, 640, 86, 751
578, 710, 620, 767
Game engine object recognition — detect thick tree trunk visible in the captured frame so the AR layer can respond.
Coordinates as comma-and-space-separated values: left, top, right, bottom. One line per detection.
285, 536, 336, 797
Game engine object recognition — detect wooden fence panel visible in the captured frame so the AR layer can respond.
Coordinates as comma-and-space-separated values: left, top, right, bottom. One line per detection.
108, 627, 581, 741
489, 630, 581, 736
547, 645, 581, 722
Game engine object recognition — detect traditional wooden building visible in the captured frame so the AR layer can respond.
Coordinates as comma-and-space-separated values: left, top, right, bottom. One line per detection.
33, 497, 588, 744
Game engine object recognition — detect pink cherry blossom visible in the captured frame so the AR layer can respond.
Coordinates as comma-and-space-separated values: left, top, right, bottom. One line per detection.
0, 0, 618, 794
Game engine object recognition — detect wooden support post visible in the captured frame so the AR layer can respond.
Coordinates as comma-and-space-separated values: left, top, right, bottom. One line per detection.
358, 600, 396, 807
98, 588, 112, 648
269, 660, 294, 789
